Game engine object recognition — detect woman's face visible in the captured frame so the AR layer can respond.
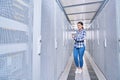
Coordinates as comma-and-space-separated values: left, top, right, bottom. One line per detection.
77, 23, 83, 30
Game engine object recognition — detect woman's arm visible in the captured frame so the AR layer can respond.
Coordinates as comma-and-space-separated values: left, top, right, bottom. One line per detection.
76, 30, 86, 41
80, 30, 86, 41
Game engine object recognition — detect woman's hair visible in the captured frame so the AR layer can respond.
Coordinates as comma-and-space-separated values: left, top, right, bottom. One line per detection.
77, 22, 83, 26
77, 22, 84, 29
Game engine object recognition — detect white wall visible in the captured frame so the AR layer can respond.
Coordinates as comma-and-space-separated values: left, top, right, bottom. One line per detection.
40, 0, 73, 80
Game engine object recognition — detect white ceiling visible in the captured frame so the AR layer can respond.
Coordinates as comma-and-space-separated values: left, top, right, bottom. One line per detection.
61, 0, 103, 6
60, 0, 105, 26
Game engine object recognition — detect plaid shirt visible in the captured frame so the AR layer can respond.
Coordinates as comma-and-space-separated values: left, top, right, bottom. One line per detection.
73, 29, 86, 48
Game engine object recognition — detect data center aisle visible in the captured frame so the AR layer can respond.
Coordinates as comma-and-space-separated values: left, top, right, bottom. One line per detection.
67, 54, 99, 80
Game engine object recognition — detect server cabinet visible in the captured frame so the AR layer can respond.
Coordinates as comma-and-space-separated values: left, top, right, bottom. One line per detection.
0, 0, 33, 80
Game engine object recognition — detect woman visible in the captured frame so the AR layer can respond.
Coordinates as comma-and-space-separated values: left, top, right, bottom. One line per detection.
72, 22, 86, 73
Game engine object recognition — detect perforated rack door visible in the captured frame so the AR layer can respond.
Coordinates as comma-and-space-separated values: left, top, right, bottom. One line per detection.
0, 0, 33, 80
0, 51, 26, 80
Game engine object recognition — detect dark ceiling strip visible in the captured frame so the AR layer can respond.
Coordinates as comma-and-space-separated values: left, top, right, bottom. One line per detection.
56, 0, 71, 23
91, 0, 109, 23
67, 11, 96, 15
70, 20, 91, 22
63, 1, 104, 8
71, 23, 90, 25
70, 19, 92, 21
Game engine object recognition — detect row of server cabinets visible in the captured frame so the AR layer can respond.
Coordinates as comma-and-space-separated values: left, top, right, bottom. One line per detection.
86, 0, 120, 80
0, 0, 33, 80
0, 0, 73, 80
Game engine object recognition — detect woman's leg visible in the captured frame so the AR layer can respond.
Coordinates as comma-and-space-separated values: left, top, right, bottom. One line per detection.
73, 47, 79, 67
79, 46, 85, 68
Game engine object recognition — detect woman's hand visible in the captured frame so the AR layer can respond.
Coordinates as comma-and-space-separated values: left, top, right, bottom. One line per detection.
72, 34, 75, 38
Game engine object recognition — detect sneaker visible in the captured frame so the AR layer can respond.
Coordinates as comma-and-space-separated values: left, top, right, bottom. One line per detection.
75, 68, 79, 73
78, 69, 82, 74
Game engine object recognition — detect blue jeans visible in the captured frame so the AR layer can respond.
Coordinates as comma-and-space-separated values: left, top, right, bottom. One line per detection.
73, 46, 85, 68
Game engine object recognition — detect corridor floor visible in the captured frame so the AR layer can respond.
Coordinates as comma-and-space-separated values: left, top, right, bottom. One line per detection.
67, 55, 98, 80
